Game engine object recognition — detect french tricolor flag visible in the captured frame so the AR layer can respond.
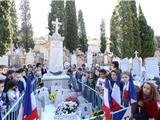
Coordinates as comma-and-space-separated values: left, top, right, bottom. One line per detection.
129, 73, 137, 104
18, 77, 39, 120
123, 73, 137, 104
111, 74, 121, 111
102, 79, 112, 120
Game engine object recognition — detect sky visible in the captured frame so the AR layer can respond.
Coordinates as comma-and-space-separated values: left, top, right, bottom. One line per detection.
16, 0, 160, 39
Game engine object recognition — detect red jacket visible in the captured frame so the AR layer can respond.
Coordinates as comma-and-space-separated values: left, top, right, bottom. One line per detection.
138, 95, 158, 120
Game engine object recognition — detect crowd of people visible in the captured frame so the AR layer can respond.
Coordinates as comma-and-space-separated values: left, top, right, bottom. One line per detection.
0, 63, 47, 119
67, 61, 160, 120
0, 61, 159, 120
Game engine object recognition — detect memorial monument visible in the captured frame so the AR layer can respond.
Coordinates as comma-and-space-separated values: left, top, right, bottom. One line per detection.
42, 18, 69, 89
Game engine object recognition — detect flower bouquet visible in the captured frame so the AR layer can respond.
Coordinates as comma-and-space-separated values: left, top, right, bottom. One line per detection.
65, 96, 80, 106
49, 91, 57, 103
54, 101, 79, 120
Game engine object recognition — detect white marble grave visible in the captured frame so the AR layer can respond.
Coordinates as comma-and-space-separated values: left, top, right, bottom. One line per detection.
132, 51, 142, 80
145, 57, 160, 79
120, 58, 130, 72
42, 18, 69, 89
25, 48, 34, 65
87, 51, 93, 70
71, 53, 77, 66
0, 55, 8, 66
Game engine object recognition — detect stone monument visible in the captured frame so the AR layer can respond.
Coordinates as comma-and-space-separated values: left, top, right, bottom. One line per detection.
87, 51, 93, 70
25, 48, 35, 65
42, 18, 69, 89
132, 51, 142, 81
71, 53, 77, 67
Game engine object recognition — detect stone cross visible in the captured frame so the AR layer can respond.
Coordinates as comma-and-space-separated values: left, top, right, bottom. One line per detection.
134, 51, 138, 58
52, 18, 62, 34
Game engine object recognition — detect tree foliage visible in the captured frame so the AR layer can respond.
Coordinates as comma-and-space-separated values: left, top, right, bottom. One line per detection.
48, 0, 64, 36
110, 0, 155, 58
19, 0, 34, 53
10, 0, 19, 49
139, 5, 156, 59
100, 19, 106, 53
78, 9, 88, 53
64, 0, 79, 53
0, 0, 13, 56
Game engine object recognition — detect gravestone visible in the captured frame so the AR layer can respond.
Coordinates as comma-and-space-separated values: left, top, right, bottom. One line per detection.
120, 58, 130, 72
132, 51, 142, 80
71, 53, 77, 66
87, 51, 93, 70
42, 18, 69, 89
104, 54, 108, 65
25, 48, 34, 65
0, 55, 8, 66
48, 19, 64, 73
145, 57, 160, 79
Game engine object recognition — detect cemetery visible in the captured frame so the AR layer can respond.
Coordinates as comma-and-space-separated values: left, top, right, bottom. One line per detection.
0, 0, 160, 120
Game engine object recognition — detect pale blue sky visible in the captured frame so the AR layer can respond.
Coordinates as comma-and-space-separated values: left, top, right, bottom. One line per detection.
16, 0, 160, 38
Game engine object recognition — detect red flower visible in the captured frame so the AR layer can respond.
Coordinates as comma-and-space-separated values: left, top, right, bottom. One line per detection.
65, 96, 80, 106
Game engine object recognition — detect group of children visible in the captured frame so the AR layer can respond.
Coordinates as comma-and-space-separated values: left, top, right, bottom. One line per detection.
0, 63, 47, 119
68, 62, 160, 120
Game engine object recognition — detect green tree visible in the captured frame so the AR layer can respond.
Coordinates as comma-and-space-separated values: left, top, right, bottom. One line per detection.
110, 6, 121, 57
110, 1, 139, 58
64, 0, 79, 53
100, 19, 106, 53
48, 0, 64, 36
78, 9, 88, 53
10, 0, 19, 48
139, 5, 156, 59
130, 0, 141, 55
19, 0, 34, 53
118, 1, 134, 58
0, 0, 13, 56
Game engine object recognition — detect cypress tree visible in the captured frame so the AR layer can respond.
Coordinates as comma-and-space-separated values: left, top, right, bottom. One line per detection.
100, 19, 106, 53
110, 6, 121, 57
78, 9, 88, 53
10, 0, 19, 49
64, 0, 79, 53
19, 0, 34, 52
130, 0, 141, 55
0, 0, 13, 56
139, 5, 156, 59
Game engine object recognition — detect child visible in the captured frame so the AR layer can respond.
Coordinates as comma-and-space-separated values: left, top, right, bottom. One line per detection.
121, 71, 130, 107
96, 69, 109, 98
6, 80, 19, 110
133, 82, 159, 120
14, 72, 25, 94
0, 78, 7, 119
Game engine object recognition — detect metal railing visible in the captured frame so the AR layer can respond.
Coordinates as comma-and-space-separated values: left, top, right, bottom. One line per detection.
77, 80, 105, 119
2, 93, 24, 120
77, 80, 102, 110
